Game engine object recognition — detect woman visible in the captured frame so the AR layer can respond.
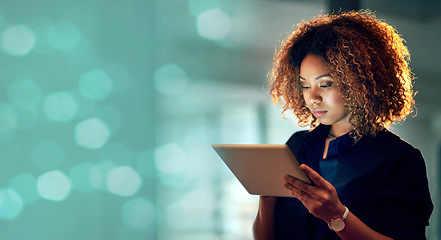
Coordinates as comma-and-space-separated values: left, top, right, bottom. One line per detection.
253, 11, 433, 240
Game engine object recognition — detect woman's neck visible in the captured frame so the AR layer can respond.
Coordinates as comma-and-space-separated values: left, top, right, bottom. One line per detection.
330, 120, 353, 138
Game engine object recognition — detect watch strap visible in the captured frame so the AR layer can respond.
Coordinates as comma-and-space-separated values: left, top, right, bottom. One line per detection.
328, 206, 349, 231
341, 206, 349, 221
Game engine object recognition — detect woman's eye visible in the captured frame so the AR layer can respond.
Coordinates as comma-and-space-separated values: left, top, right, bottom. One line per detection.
301, 85, 310, 89
320, 82, 333, 88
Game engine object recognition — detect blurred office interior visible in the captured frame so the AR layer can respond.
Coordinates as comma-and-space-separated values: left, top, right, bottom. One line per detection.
0, 0, 439, 239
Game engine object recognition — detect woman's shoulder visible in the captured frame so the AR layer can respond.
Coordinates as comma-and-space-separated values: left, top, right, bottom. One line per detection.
365, 129, 419, 155
356, 129, 425, 173
287, 129, 309, 142
285, 129, 311, 157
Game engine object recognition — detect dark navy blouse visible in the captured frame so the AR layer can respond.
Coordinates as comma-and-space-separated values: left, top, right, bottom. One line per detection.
275, 124, 433, 240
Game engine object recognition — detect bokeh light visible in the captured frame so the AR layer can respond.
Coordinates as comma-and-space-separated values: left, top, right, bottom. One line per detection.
121, 198, 156, 230
106, 166, 142, 197
47, 21, 82, 52
196, 8, 232, 40
37, 170, 72, 201
153, 64, 188, 95
74, 118, 111, 149
79, 69, 114, 100
9, 173, 39, 204
43, 91, 78, 122
154, 143, 191, 188
1, 25, 36, 56
0, 188, 24, 220
154, 143, 187, 174
30, 140, 65, 170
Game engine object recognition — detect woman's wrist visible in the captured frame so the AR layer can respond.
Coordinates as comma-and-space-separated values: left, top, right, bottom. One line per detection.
325, 203, 347, 224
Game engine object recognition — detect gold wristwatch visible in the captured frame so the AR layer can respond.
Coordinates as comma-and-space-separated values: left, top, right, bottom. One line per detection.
328, 206, 349, 232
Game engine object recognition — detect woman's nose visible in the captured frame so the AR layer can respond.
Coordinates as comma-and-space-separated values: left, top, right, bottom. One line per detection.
309, 87, 322, 104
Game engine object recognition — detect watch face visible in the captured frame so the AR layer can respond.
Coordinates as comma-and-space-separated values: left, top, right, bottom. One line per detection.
330, 219, 345, 232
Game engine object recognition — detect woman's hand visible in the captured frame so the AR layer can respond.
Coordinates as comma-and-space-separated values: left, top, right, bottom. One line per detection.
282, 164, 345, 223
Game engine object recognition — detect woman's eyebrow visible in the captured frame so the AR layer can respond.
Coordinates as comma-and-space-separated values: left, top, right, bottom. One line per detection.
316, 74, 332, 80
299, 74, 332, 81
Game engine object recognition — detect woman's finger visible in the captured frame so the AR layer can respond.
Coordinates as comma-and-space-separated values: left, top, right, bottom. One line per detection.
299, 164, 330, 188
283, 172, 315, 194
283, 182, 311, 202
283, 178, 313, 199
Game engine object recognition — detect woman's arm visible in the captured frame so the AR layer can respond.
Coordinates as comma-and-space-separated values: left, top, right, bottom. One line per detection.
283, 164, 393, 240
253, 196, 279, 240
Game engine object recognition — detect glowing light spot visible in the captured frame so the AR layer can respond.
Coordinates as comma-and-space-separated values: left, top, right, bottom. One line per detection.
188, 0, 222, 17
47, 21, 82, 52
121, 198, 155, 230
0, 102, 18, 133
43, 91, 78, 122
75, 118, 111, 149
7, 79, 42, 105
79, 69, 113, 100
1, 25, 36, 56
106, 166, 142, 197
37, 170, 72, 201
154, 143, 187, 174
0, 188, 24, 220
68, 162, 95, 192
9, 173, 39, 204
31, 140, 65, 170
196, 8, 231, 40
154, 64, 188, 95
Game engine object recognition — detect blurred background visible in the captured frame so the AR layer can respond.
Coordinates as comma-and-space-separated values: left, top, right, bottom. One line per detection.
0, 0, 439, 239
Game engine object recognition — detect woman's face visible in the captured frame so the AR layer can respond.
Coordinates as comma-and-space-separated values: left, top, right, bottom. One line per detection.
299, 54, 351, 132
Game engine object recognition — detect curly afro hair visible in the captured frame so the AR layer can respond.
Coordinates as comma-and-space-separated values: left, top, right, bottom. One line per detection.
269, 10, 415, 140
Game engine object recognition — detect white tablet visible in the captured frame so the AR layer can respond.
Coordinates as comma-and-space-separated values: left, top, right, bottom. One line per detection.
212, 144, 312, 197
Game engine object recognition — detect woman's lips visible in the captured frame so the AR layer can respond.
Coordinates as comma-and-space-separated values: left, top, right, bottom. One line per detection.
313, 110, 327, 117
